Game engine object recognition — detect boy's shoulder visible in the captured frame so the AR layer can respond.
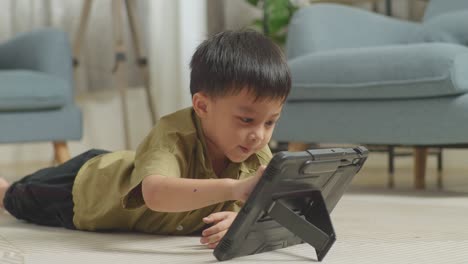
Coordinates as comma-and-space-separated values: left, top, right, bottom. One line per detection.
156, 107, 196, 135
137, 107, 200, 155
147, 107, 198, 145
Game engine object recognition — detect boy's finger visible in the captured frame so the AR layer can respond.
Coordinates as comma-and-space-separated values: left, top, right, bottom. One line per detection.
203, 211, 229, 224
202, 220, 230, 237
207, 242, 219, 249
200, 230, 227, 245
256, 165, 266, 176
202, 217, 212, 224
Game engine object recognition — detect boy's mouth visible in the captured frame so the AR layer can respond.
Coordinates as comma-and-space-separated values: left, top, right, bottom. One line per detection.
239, 146, 250, 154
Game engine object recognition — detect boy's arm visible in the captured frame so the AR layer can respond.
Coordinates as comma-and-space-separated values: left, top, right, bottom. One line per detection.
142, 176, 235, 212
141, 166, 265, 213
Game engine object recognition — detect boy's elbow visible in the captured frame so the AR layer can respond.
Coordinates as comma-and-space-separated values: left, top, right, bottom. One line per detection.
142, 175, 164, 211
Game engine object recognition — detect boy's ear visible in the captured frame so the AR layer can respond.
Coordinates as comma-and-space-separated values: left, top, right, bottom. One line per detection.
192, 92, 210, 118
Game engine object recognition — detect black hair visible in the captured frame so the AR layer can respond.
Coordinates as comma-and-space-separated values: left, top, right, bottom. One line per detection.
190, 30, 291, 102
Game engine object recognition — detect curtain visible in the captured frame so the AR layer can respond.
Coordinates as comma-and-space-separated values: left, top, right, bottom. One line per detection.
147, 0, 207, 117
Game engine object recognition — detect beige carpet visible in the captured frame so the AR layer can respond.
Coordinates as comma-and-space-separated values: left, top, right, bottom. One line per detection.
1, 190, 467, 264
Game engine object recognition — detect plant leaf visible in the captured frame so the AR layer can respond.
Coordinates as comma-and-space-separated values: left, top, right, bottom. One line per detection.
246, 0, 260, 6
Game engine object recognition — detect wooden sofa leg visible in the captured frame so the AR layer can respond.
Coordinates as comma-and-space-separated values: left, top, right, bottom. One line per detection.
288, 142, 309, 152
414, 147, 427, 190
53, 141, 71, 164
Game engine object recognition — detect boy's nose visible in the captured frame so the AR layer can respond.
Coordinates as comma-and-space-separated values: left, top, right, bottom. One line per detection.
249, 128, 265, 143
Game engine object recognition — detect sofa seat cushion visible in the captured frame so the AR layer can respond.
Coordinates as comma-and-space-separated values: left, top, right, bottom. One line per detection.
288, 43, 468, 101
0, 70, 68, 111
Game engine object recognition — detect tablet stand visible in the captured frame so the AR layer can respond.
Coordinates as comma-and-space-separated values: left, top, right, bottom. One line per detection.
268, 190, 335, 261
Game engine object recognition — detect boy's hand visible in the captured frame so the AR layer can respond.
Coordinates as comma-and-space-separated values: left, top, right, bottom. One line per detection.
233, 165, 266, 202
199, 166, 266, 248
200, 211, 238, 249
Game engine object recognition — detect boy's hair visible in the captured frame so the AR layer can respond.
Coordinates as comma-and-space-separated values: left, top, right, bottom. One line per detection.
190, 30, 291, 102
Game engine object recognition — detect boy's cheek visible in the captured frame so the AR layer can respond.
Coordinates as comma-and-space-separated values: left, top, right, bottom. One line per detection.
263, 133, 273, 145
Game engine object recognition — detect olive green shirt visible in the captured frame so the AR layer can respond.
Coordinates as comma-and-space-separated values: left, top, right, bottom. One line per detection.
72, 107, 272, 235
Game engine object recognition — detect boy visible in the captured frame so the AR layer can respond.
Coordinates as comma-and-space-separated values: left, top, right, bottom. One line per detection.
0, 30, 291, 249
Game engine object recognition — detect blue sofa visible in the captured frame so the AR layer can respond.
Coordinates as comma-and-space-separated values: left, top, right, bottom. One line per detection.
274, 0, 468, 189
0, 28, 82, 163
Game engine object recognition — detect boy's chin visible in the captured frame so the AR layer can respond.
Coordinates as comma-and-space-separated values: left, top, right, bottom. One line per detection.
229, 158, 246, 163
226, 153, 251, 163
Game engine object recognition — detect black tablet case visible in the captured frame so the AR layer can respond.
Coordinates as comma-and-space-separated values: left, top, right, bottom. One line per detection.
214, 146, 368, 261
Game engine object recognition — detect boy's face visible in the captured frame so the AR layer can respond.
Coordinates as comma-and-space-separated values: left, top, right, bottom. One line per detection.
193, 89, 284, 164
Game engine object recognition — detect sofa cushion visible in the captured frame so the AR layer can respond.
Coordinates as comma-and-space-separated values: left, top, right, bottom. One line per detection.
0, 70, 68, 111
288, 43, 468, 101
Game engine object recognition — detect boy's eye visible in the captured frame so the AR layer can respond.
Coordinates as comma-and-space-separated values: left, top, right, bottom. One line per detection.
240, 117, 254, 123
265, 120, 276, 126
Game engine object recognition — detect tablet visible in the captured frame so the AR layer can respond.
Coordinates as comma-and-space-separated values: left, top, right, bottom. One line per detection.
214, 146, 368, 261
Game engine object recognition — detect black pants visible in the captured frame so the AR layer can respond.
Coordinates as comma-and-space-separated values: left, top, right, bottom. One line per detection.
3, 149, 109, 229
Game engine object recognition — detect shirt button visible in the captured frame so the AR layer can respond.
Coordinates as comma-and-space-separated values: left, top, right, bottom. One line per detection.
176, 225, 184, 231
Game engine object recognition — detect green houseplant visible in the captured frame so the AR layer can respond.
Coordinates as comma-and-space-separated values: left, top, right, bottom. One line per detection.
246, 0, 299, 46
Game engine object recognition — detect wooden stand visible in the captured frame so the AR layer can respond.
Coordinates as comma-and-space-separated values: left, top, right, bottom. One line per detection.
73, 0, 158, 149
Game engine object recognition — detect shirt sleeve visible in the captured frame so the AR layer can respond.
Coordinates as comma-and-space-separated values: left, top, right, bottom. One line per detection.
121, 108, 196, 210
122, 147, 186, 210
133, 148, 184, 180
122, 150, 183, 209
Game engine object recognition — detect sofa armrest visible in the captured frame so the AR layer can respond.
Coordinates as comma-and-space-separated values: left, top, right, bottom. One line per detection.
0, 28, 74, 101
287, 4, 431, 59
424, 10, 468, 46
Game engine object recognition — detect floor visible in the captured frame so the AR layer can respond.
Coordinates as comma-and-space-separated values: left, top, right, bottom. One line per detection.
1, 190, 467, 264
353, 148, 468, 193
1, 150, 468, 264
